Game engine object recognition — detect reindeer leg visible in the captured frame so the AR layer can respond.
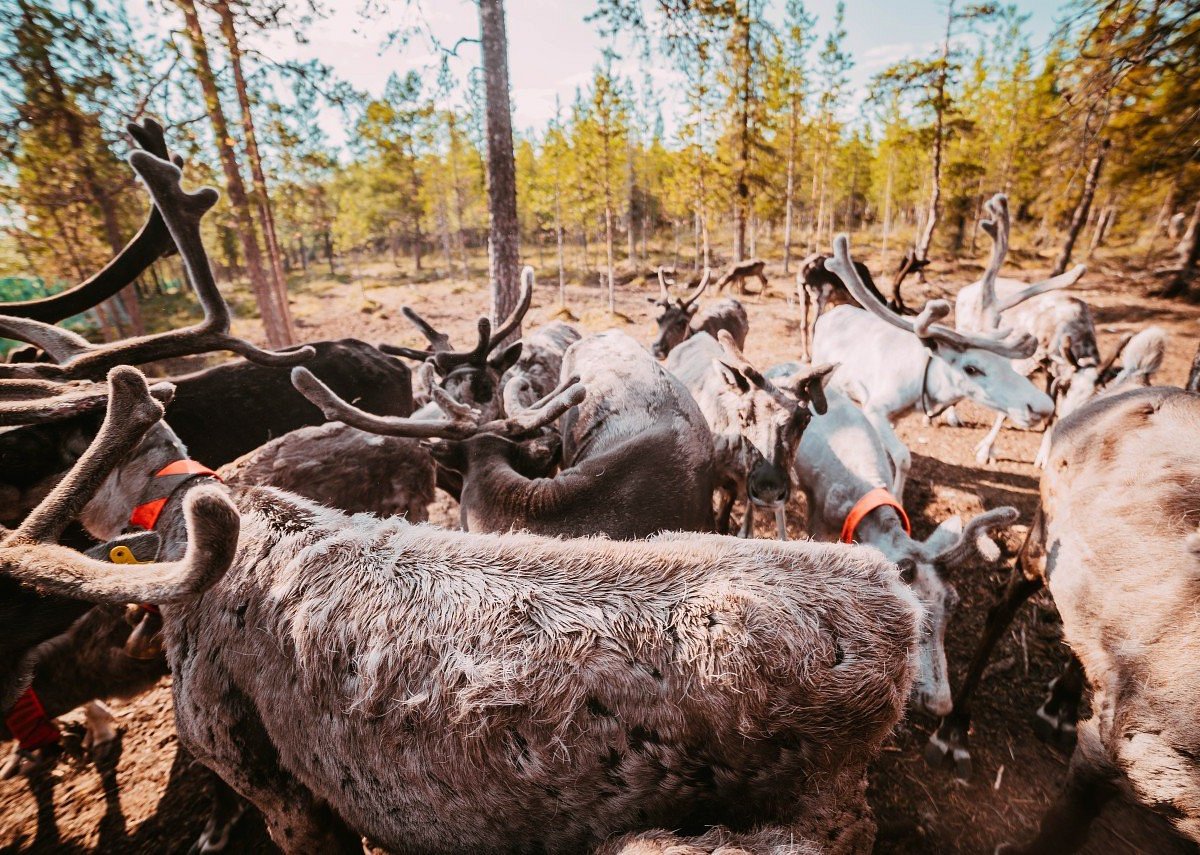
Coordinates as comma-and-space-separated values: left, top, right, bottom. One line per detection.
188, 774, 247, 854
926, 564, 1044, 779
975, 414, 1007, 466
800, 289, 812, 362
1034, 655, 1084, 749
1033, 425, 1054, 469
738, 501, 754, 539
716, 486, 736, 535
941, 405, 962, 428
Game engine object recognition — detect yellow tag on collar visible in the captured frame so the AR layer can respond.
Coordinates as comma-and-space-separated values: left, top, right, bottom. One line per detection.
109, 545, 142, 565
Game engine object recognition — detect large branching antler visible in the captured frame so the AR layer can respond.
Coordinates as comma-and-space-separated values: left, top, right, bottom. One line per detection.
0, 377, 174, 426
0, 152, 314, 380
995, 265, 1087, 313
976, 194, 1011, 330
680, 268, 712, 310
0, 366, 240, 604
0, 119, 179, 324
715, 330, 835, 414
825, 235, 1038, 359
382, 267, 534, 372
656, 267, 675, 303
292, 365, 584, 441
934, 506, 1019, 569
4, 367, 164, 545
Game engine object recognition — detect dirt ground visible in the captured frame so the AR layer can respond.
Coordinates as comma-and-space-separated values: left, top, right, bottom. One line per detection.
2, 251, 1197, 854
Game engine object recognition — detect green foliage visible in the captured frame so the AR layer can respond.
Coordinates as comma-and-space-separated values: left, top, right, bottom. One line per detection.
3, 0, 1199, 301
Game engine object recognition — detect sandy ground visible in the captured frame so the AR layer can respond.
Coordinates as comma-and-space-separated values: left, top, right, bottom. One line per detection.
1, 251, 1197, 854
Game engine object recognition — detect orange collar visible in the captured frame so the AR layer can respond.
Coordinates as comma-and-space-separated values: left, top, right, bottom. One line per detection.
129, 460, 221, 531
840, 487, 910, 544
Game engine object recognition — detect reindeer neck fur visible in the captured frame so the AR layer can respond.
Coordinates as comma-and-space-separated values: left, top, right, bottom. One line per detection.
80, 422, 190, 543
797, 391, 899, 540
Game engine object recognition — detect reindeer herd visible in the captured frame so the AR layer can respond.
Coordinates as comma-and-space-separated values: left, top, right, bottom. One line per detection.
0, 120, 1197, 855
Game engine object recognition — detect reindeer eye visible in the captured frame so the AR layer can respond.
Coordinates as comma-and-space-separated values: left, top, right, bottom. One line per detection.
896, 558, 918, 584
963, 365, 983, 378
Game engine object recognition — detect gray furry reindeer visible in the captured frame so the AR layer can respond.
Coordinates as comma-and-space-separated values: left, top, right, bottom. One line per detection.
648, 267, 748, 360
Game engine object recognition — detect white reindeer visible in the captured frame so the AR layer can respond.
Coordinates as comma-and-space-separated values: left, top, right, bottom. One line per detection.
949, 194, 1091, 466
812, 234, 1053, 500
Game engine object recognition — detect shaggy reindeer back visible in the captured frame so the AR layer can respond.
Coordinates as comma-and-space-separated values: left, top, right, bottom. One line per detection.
168, 486, 919, 854
1042, 387, 1200, 835
559, 331, 712, 467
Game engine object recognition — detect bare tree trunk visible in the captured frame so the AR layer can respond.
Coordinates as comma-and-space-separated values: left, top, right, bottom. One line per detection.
731, 14, 752, 263
553, 177, 565, 304
214, 0, 294, 342
1087, 202, 1115, 259
39, 42, 143, 336
881, 150, 895, 267
479, 0, 522, 343
625, 136, 636, 263
915, 0, 953, 263
176, 0, 291, 347
447, 113, 471, 278
1158, 198, 1200, 299
782, 95, 798, 273
437, 193, 453, 273
1053, 139, 1109, 276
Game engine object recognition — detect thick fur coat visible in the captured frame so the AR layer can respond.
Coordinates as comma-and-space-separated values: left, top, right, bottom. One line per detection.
165, 485, 919, 854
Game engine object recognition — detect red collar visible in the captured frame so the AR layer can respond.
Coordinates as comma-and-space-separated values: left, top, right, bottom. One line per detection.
841, 487, 911, 544
5, 688, 59, 751
129, 459, 221, 531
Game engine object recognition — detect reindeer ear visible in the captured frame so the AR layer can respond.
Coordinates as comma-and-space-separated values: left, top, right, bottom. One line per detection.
512, 433, 561, 476
781, 363, 837, 415
425, 439, 468, 474
488, 341, 523, 374
716, 361, 751, 393
924, 515, 963, 555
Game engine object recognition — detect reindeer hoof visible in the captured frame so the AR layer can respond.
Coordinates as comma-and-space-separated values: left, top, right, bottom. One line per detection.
89, 732, 123, 770
1032, 682, 1080, 749
187, 802, 246, 854
974, 447, 995, 467
0, 743, 62, 779
924, 717, 973, 780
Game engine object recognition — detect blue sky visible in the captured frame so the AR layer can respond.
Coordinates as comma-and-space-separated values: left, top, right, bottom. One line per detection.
254, 0, 1066, 146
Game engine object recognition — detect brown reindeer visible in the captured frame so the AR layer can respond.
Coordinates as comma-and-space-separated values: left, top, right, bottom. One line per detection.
797, 253, 904, 360
648, 268, 749, 360
0, 356, 920, 855
714, 258, 769, 295
297, 330, 718, 540
998, 386, 1200, 852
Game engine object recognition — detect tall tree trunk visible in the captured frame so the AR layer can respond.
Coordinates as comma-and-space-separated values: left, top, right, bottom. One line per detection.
478, 0, 521, 343
1053, 139, 1109, 276
176, 0, 292, 347
1159, 198, 1200, 299
782, 95, 798, 273
213, 0, 294, 340
731, 14, 752, 263
38, 37, 143, 335
447, 113, 471, 278
625, 136, 636, 263
915, 0, 954, 263
553, 176, 565, 305
881, 150, 895, 266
